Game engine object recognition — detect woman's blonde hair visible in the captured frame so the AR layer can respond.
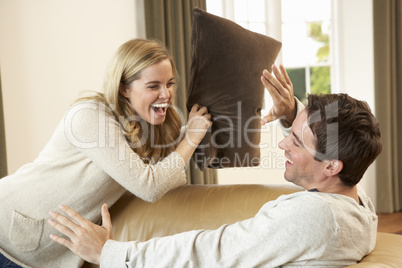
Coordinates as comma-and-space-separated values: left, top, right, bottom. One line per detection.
76, 39, 182, 163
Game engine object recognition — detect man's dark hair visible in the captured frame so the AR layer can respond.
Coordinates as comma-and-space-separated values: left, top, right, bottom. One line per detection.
305, 94, 382, 187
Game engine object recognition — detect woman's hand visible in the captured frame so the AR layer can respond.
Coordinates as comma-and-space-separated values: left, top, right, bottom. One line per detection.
185, 104, 212, 147
260, 64, 297, 126
48, 204, 113, 265
175, 104, 212, 163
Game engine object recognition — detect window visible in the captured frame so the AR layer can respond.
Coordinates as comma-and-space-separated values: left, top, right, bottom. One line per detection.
281, 0, 332, 103
206, 0, 333, 104
206, 0, 334, 185
205, 1, 376, 196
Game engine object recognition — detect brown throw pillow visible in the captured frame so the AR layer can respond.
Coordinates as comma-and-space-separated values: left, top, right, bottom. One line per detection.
187, 8, 282, 170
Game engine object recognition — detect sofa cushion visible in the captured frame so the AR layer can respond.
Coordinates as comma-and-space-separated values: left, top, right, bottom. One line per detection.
347, 232, 402, 267
187, 8, 282, 170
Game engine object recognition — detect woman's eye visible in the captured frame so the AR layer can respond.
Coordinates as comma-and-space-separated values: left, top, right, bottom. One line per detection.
147, 85, 158, 89
167, 82, 175, 87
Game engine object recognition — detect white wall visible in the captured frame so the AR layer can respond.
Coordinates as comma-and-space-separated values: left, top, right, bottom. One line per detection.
0, 0, 145, 174
334, 0, 376, 205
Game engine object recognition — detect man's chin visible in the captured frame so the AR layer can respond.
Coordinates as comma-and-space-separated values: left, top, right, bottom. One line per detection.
283, 173, 295, 184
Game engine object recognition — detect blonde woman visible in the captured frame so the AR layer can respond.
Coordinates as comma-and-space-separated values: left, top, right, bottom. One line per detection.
0, 39, 212, 268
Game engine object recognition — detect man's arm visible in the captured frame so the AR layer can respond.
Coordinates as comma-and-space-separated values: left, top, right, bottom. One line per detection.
49, 198, 335, 267
278, 98, 305, 136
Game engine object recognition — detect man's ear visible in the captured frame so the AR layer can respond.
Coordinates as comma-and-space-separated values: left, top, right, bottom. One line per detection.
119, 83, 130, 98
324, 160, 343, 177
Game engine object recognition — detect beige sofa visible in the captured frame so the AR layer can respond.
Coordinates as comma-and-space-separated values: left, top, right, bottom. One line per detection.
83, 184, 402, 267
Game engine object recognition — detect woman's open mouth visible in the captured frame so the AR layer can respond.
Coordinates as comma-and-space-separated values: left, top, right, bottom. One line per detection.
151, 102, 169, 116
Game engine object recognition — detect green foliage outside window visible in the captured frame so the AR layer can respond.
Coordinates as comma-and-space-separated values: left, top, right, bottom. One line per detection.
309, 22, 329, 62
310, 66, 331, 94
286, 68, 306, 103
308, 22, 331, 94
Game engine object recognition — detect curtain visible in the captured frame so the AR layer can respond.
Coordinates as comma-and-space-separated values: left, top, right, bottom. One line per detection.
0, 69, 7, 178
144, 0, 217, 184
373, 0, 402, 213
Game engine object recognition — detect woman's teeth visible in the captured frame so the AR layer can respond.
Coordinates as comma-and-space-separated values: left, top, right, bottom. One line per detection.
151, 102, 169, 116
151, 102, 168, 108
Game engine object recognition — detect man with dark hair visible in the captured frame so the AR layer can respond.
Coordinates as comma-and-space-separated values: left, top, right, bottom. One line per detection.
48, 65, 382, 267
305, 93, 382, 186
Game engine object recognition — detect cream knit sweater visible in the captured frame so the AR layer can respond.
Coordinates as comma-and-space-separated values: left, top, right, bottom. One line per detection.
0, 101, 187, 268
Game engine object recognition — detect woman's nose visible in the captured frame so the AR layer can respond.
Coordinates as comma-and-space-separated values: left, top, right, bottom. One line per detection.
159, 86, 170, 99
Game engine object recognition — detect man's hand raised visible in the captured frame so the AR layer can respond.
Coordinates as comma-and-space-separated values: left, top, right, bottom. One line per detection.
260, 64, 297, 127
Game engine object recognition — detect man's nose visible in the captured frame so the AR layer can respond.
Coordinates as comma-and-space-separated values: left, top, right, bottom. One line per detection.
278, 136, 289, 151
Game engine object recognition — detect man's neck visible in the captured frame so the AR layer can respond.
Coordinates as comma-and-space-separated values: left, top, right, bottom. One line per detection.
312, 184, 359, 204
333, 185, 359, 204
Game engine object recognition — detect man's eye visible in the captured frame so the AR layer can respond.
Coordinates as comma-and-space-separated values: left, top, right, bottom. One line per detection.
293, 138, 300, 147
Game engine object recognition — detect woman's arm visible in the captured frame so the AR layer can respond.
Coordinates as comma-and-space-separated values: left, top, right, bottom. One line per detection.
64, 101, 211, 202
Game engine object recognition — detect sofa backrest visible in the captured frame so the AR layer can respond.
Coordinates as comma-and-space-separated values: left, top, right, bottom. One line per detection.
110, 184, 302, 242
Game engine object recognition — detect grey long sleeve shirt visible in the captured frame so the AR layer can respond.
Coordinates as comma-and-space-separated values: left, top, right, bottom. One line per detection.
101, 187, 377, 267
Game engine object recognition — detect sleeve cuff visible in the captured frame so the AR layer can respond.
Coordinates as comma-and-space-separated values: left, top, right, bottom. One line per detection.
100, 240, 133, 268
278, 97, 305, 137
